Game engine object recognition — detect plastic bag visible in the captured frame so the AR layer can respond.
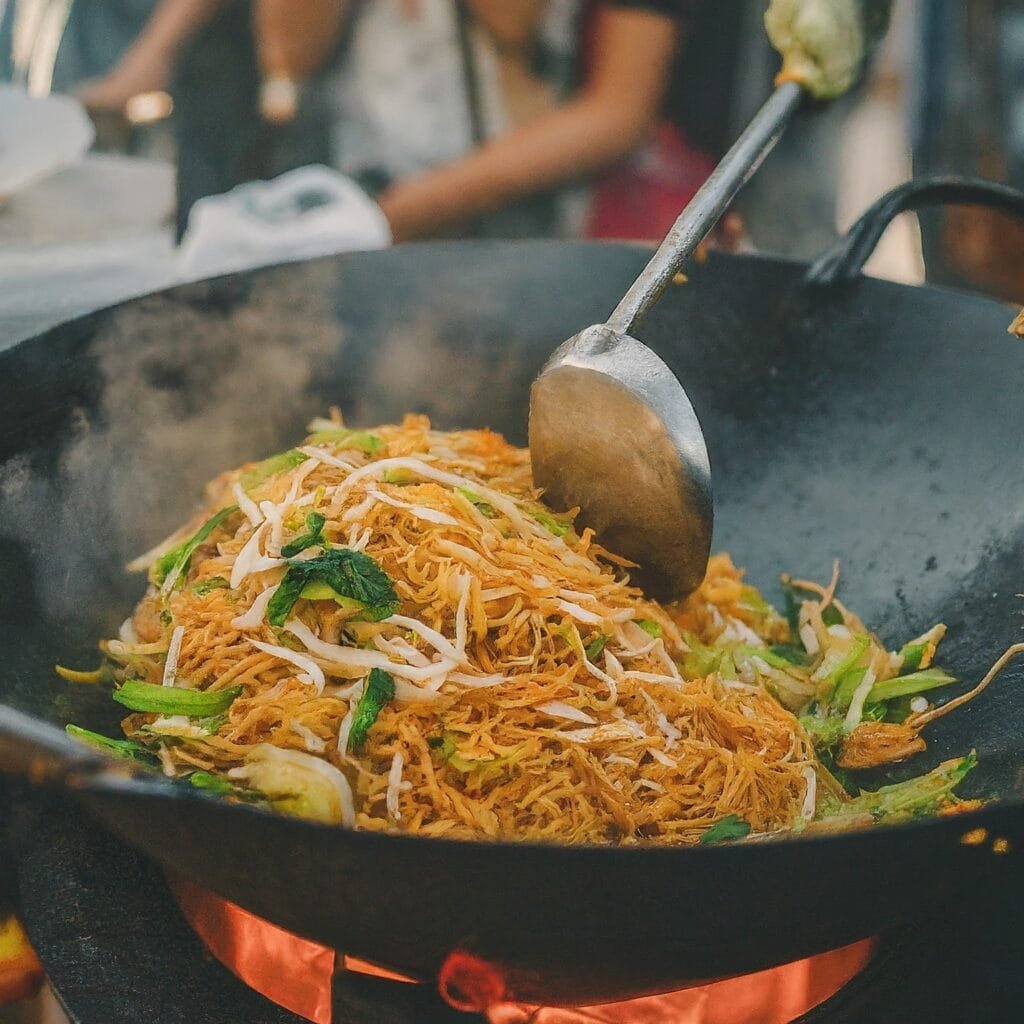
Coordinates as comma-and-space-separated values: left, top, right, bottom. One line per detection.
177, 165, 391, 280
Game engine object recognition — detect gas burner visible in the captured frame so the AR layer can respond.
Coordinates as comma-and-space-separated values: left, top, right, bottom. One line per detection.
5, 791, 1024, 1024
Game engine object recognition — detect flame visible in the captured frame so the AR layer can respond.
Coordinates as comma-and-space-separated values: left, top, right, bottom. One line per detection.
171, 876, 874, 1024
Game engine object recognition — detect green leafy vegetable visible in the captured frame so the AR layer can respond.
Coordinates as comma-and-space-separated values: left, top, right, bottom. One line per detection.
682, 633, 726, 678
832, 666, 869, 710
65, 723, 155, 762
382, 468, 415, 485
585, 634, 609, 661
188, 770, 235, 795
899, 642, 926, 673
821, 604, 844, 627
736, 644, 802, 672
866, 667, 957, 704
817, 636, 870, 702
637, 619, 663, 639
267, 548, 398, 626
532, 509, 570, 538
111, 680, 242, 717
699, 814, 752, 844
193, 576, 230, 596
826, 752, 977, 822
347, 668, 395, 750
305, 429, 383, 454
281, 512, 327, 557
738, 585, 772, 617
197, 713, 227, 735
239, 449, 308, 492
456, 486, 496, 518
153, 506, 238, 586
799, 713, 846, 753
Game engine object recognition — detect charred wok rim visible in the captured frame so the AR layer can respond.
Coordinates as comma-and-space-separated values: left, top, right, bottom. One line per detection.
2, 238, 1020, 356
80, 767, 1024, 854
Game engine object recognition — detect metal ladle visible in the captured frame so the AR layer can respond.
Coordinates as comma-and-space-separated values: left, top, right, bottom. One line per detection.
529, 82, 803, 601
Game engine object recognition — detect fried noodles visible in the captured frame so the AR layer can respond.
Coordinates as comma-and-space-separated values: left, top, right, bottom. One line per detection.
63, 414, 1015, 844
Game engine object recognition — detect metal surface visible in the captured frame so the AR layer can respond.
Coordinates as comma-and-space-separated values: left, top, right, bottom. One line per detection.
2, 222, 1024, 1004
530, 83, 802, 598
530, 326, 712, 599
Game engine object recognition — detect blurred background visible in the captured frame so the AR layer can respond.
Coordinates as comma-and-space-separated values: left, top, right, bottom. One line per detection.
0, 0, 1022, 333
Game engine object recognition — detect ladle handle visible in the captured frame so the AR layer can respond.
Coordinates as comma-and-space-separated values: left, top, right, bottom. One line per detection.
0, 706, 105, 786
606, 80, 803, 336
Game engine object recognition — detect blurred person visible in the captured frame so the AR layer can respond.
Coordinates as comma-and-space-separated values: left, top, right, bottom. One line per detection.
168, 0, 699, 241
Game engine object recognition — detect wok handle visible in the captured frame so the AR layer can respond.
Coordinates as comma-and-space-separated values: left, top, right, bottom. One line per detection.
0, 705, 107, 786
807, 175, 1024, 286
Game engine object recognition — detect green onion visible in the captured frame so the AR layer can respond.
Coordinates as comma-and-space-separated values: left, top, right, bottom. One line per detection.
585, 635, 609, 661
829, 752, 977, 821
111, 680, 242, 717
281, 512, 327, 558
65, 724, 154, 762
268, 548, 398, 626
866, 667, 957, 704
239, 449, 308, 492
153, 506, 238, 586
637, 619, 662, 639
347, 668, 395, 750
699, 814, 752, 844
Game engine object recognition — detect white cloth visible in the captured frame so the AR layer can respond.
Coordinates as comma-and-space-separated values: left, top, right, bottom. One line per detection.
327, 0, 508, 184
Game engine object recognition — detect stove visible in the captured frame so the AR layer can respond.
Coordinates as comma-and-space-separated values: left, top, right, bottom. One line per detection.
4, 787, 1023, 1023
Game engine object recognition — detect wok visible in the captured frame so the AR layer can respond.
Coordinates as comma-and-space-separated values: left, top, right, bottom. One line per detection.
2, 178, 1024, 1006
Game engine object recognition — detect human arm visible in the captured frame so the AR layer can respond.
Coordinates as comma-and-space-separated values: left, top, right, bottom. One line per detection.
463, 0, 548, 49
378, 6, 677, 241
78, 0, 222, 111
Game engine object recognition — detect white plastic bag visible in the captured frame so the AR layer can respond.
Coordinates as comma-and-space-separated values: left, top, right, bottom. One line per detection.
0, 86, 94, 199
176, 165, 391, 280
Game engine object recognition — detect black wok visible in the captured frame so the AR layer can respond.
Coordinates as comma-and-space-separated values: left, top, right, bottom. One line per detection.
2, 178, 1024, 1006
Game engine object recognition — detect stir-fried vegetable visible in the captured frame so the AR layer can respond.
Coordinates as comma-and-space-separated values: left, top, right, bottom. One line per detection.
152, 506, 238, 587
239, 449, 309, 492
111, 680, 242, 717
281, 512, 327, 557
347, 668, 395, 750
65, 724, 156, 763
267, 548, 398, 626
818, 753, 977, 823
700, 815, 752, 844
305, 429, 383, 454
